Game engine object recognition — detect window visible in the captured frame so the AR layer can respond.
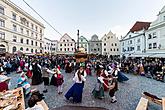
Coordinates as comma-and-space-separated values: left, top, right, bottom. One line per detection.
64, 48, 66, 51
26, 30, 29, 36
104, 48, 106, 51
0, 32, 5, 40
63, 40, 65, 42
115, 43, 117, 46
20, 47, 23, 51
0, 6, 4, 15
130, 40, 132, 44
153, 43, 157, 48
60, 48, 62, 51
40, 29, 42, 33
98, 48, 99, 51
148, 43, 152, 49
94, 49, 96, 51
31, 40, 33, 45
122, 42, 124, 46
26, 39, 29, 44
60, 44, 62, 46
104, 43, 106, 46
31, 49, 33, 53
67, 39, 69, 42
137, 39, 140, 43
13, 36, 16, 42
153, 32, 157, 38
112, 43, 113, 46
137, 46, 141, 51
104, 38, 106, 41
35, 42, 37, 46
12, 13, 16, 21
110, 49, 112, 51
13, 24, 17, 31
40, 43, 42, 47
108, 37, 110, 39
0, 19, 5, 27
68, 44, 69, 46
26, 21, 29, 27
71, 43, 72, 46
35, 49, 37, 53
72, 48, 74, 51
111, 36, 113, 38
129, 35, 131, 38
148, 34, 152, 39
35, 26, 38, 31
68, 48, 69, 51
96, 43, 98, 46
20, 28, 23, 34
114, 49, 115, 51
31, 23, 34, 29
91, 49, 93, 51
117, 48, 119, 51
64, 44, 66, 46
31, 32, 34, 37
26, 48, 29, 51
20, 38, 23, 43
12, 46, 16, 53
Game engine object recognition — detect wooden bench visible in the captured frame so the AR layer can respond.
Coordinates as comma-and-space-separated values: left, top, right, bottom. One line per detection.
162, 98, 165, 110
37, 100, 49, 110
136, 97, 148, 110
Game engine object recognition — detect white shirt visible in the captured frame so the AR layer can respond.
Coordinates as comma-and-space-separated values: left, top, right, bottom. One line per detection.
73, 75, 86, 83
75, 69, 87, 78
98, 76, 104, 83
26, 104, 44, 110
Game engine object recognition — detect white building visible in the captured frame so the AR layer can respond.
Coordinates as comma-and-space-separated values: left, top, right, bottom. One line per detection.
101, 31, 120, 57
78, 36, 88, 53
120, 21, 151, 57
146, 6, 165, 57
57, 33, 76, 54
0, 0, 44, 54
44, 38, 58, 54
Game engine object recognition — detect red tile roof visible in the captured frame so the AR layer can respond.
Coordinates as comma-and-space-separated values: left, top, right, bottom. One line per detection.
130, 21, 151, 32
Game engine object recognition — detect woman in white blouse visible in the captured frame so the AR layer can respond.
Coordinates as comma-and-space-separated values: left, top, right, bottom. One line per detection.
65, 70, 86, 103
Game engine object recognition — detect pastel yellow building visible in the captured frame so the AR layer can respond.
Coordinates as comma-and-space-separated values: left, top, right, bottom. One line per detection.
0, 0, 44, 54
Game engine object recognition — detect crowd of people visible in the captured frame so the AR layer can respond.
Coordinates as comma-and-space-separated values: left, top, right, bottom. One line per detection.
0, 54, 164, 109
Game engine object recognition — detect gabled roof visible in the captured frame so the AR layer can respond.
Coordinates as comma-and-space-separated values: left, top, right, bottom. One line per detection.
59, 33, 75, 42
130, 21, 151, 33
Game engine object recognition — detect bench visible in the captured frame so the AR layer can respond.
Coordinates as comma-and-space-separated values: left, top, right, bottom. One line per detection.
163, 98, 165, 110
136, 97, 148, 110
37, 100, 49, 110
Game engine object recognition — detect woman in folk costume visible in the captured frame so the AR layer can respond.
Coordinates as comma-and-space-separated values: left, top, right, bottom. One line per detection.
50, 66, 60, 86
139, 63, 145, 76
42, 64, 55, 93
116, 63, 129, 82
17, 72, 31, 97
92, 70, 108, 99
75, 63, 87, 87
99, 65, 109, 91
56, 71, 64, 94
31, 61, 44, 93
65, 69, 86, 103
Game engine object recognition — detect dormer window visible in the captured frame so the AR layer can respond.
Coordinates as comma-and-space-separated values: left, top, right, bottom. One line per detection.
129, 35, 131, 38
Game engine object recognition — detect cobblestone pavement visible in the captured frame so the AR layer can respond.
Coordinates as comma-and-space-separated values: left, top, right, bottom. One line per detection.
9, 71, 165, 110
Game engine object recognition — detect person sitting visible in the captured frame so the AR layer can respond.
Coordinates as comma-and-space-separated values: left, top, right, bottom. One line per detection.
26, 95, 44, 110
17, 72, 31, 97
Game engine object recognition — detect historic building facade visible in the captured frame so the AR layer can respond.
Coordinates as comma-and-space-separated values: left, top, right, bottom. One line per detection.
0, 0, 44, 54
44, 38, 58, 54
145, 6, 165, 57
101, 31, 120, 57
120, 21, 151, 57
78, 36, 88, 53
57, 33, 76, 54
88, 34, 102, 54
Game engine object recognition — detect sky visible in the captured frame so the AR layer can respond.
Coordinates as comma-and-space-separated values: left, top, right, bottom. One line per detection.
10, 0, 165, 41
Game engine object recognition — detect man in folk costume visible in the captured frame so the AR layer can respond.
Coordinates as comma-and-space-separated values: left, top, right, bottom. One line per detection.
42, 64, 55, 93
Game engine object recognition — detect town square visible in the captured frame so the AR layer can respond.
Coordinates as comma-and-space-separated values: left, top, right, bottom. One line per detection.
0, 0, 165, 110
